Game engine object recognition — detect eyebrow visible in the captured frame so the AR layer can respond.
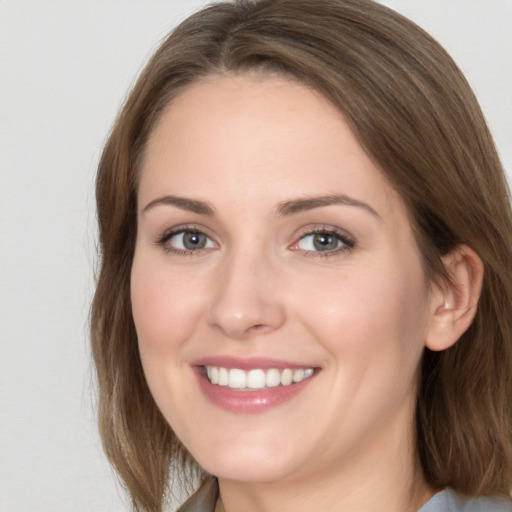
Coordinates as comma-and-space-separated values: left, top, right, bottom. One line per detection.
276, 194, 380, 218
141, 193, 380, 219
142, 195, 215, 215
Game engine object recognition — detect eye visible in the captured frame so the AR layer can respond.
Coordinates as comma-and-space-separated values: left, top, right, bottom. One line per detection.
298, 232, 341, 251
157, 228, 216, 254
292, 228, 354, 255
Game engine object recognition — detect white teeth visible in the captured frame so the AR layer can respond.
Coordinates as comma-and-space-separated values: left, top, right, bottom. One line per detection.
293, 369, 305, 382
266, 368, 281, 387
247, 369, 266, 389
209, 367, 219, 384
218, 367, 229, 386
228, 368, 246, 389
281, 369, 293, 386
204, 366, 315, 389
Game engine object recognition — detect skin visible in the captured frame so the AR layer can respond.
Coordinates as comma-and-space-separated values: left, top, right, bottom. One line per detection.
131, 73, 481, 512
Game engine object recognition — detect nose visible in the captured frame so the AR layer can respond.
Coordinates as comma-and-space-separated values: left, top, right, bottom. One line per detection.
206, 249, 286, 340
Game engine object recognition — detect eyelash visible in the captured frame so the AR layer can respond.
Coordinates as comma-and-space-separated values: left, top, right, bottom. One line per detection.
155, 225, 355, 258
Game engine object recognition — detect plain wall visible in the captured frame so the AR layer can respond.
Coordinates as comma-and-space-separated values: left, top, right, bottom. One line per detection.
0, 1, 510, 510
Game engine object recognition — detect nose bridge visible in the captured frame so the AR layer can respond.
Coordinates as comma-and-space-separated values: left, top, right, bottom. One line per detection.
207, 242, 285, 339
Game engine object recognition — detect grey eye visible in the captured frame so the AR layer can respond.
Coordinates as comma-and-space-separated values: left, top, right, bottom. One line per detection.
169, 231, 214, 251
298, 232, 344, 251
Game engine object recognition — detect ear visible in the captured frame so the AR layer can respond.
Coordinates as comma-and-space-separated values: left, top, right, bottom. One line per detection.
425, 244, 484, 352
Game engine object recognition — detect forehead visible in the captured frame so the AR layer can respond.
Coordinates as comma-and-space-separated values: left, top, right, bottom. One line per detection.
139, 73, 406, 222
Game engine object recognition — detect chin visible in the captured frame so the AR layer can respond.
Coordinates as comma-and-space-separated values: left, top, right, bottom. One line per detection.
193, 441, 300, 483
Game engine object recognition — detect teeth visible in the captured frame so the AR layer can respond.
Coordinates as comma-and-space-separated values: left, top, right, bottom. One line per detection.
228, 369, 246, 389
218, 367, 229, 386
208, 366, 219, 384
247, 369, 266, 389
266, 368, 281, 387
204, 366, 315, 390
281, 369, 293, 386
293, 369, 304, 382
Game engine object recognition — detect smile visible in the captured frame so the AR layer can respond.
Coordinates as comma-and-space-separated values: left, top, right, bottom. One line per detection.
205, 366, 315, 390
193, 357, 319, 413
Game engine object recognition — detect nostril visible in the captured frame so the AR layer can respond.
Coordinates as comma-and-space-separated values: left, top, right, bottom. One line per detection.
249, 324, 270, 333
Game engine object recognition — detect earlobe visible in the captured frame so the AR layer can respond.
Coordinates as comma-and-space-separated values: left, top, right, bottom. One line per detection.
425, 245, 484, 352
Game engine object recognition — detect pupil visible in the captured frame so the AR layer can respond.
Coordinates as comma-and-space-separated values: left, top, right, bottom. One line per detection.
313, 233, 338, 251
183, 232, 206, 250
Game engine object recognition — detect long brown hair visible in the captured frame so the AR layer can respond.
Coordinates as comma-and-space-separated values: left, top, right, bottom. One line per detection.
91, 1, 512, 510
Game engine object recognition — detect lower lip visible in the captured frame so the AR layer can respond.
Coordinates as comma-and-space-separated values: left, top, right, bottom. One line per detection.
194, 368, 316, 414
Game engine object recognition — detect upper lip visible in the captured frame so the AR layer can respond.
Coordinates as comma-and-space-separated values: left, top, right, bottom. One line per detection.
192, 356, 317, 371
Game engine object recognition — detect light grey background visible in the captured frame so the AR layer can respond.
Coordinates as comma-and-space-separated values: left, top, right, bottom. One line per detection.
0, 1, 510, 510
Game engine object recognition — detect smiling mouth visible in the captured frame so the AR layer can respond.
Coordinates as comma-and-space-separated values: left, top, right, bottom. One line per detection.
203, 366, 315, 390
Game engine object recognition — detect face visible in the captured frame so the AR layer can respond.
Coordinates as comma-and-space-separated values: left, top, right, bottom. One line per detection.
131, 73, 434, 485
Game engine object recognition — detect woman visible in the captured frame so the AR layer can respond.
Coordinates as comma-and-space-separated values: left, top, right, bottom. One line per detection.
91, 1, 512, 511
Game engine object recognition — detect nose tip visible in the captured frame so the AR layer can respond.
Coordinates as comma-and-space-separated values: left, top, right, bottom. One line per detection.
208, 295, 285, 340
209, 309, 277, 339
206, 258, 286, 340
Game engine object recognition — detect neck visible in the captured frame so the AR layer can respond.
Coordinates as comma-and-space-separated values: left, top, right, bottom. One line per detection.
218, 471, 434, 512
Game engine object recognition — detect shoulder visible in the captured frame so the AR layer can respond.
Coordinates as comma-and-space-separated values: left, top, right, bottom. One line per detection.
419, 489, 512, 512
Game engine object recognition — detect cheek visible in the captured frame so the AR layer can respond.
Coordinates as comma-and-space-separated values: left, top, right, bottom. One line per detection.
295, 260, 430, 439
293, 256, 430, 370
130, 256, 206, 428
130, 256, 205, 353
